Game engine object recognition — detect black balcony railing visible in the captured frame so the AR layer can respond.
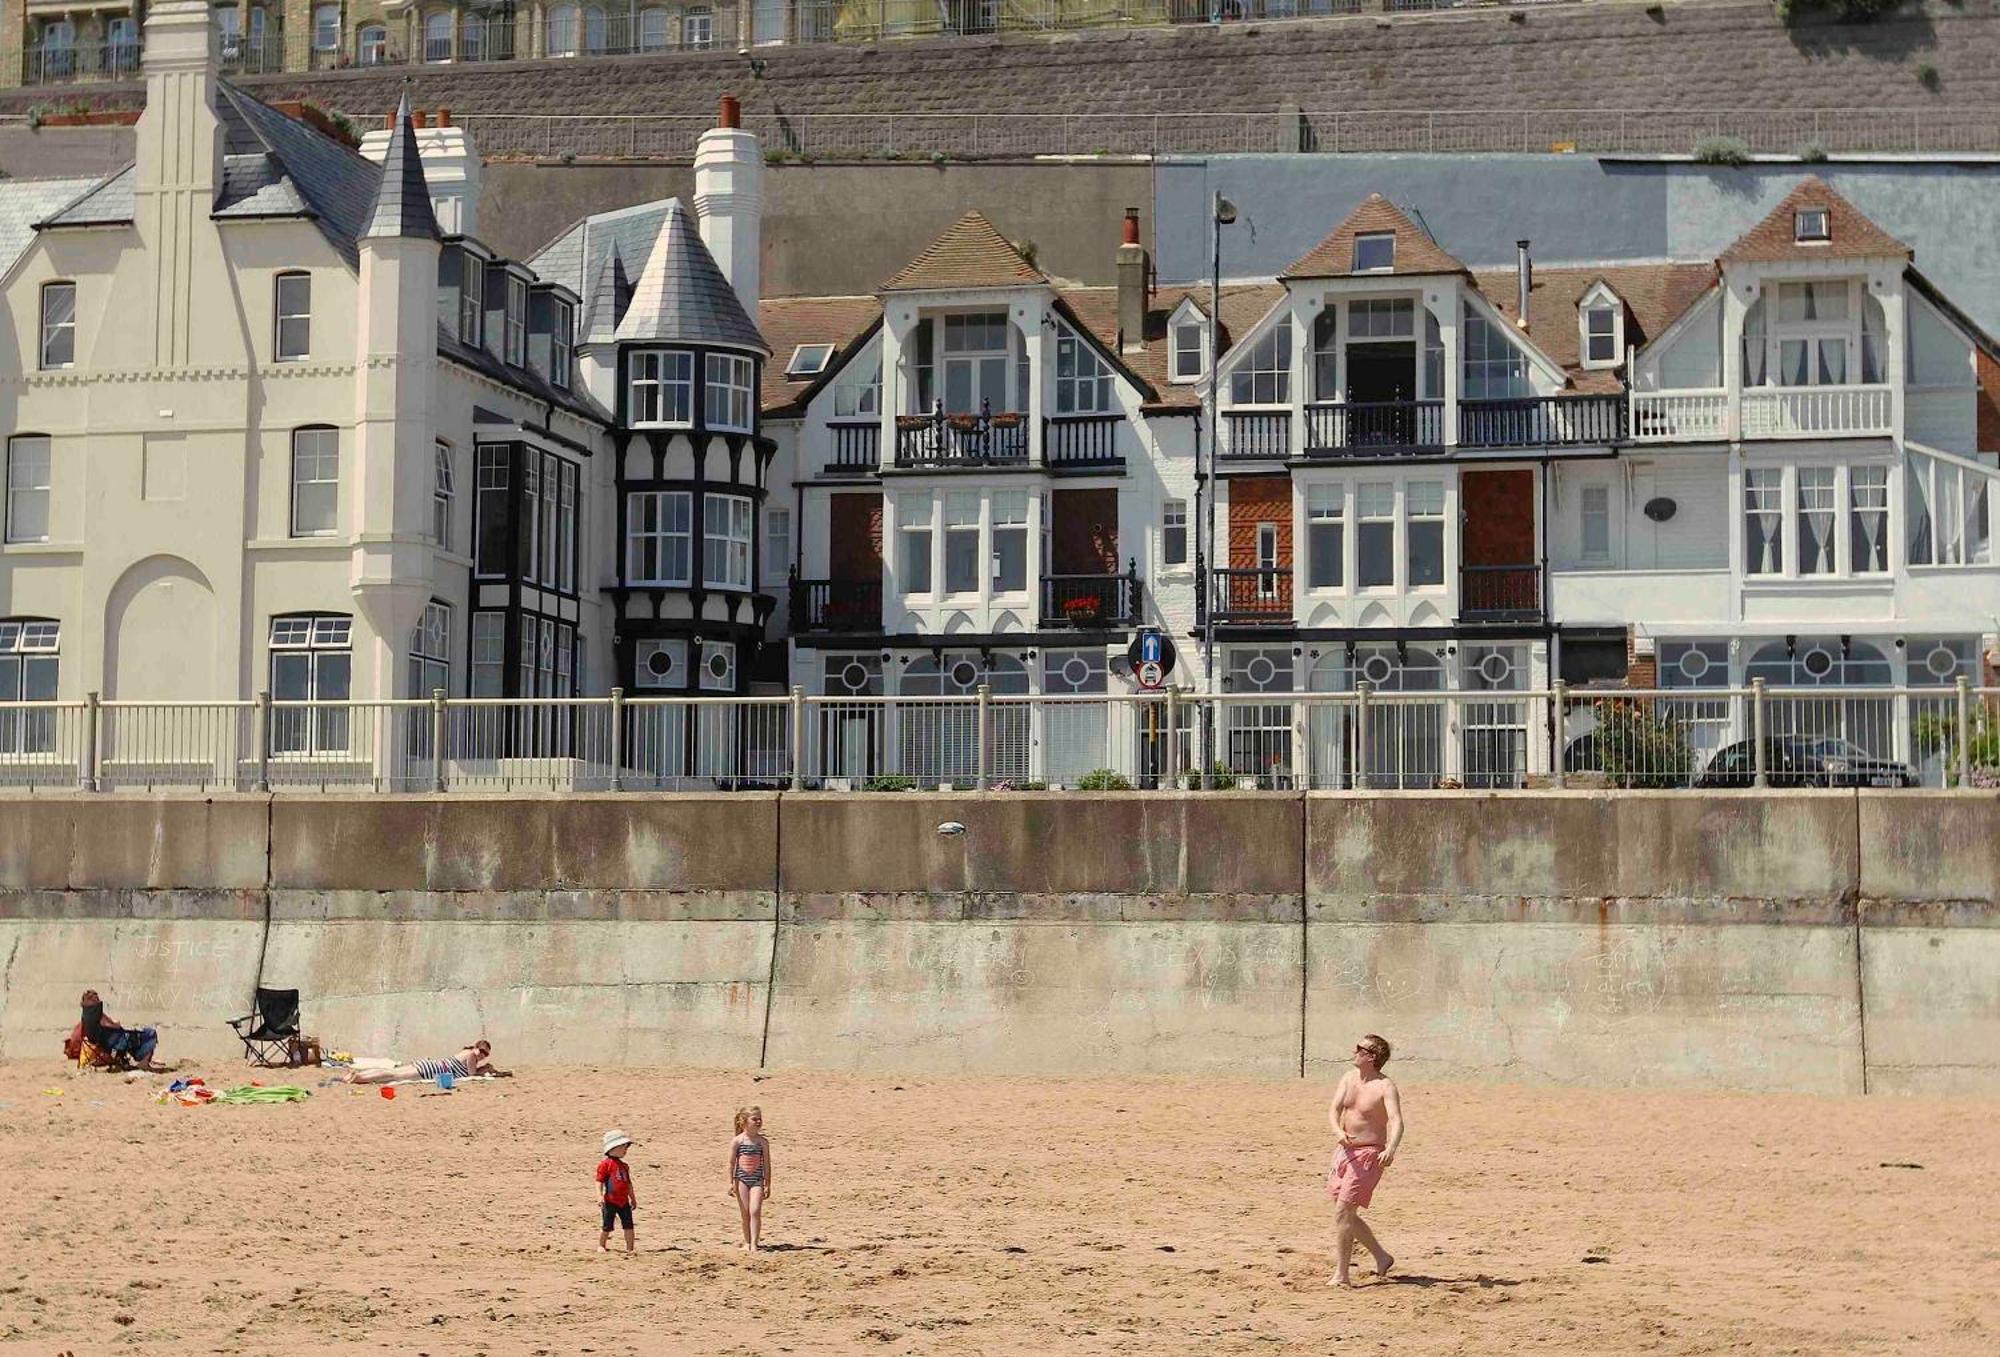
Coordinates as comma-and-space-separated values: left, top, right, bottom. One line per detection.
1459, 564, 1543, 621
1041, 568, 1142, 629
893, 402, 1029, 468
1044, 414, 1124, 469
1206, 567, 1292, 624
1303, 400, 1446, 455
825, 421, 880, 474
790, 577, 884, 632
1459, 394, 1627, 448
1219, 410, 1291, 461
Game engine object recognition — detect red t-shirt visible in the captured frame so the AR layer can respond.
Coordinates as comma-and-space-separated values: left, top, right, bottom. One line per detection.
596, 1156, 633, 1206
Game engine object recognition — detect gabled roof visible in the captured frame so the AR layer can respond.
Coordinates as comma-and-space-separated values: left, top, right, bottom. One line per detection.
757, 295, 884, 418
1469, 261, 1717, 393
362, 91, 440, 243
1282, 194, 1466, 281
1719, 176, 1910, 265
36, 165, 136, 228
1056, 283, 1285, 412
213, 82, 386, 266
879, 211, 1048, 292
615, 198, 768, 354
532, 198, 669, 343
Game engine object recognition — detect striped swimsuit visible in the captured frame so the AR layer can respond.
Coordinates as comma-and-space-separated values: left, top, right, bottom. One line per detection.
732, 1137, 767, 1188
413, 1056, 472, 1081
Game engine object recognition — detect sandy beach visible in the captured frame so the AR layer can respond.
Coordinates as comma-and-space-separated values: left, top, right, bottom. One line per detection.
1, 1061, 1994, 1355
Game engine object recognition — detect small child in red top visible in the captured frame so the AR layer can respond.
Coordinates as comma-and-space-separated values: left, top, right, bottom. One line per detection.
597, 1130, 637, 1254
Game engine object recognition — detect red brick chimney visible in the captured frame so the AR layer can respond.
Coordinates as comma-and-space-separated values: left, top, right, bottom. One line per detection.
719, 94, 741, 130
1117, 207, 1147, 354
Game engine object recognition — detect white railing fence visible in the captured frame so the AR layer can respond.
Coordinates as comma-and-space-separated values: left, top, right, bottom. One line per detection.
1, 681, 1993, 794
1739, 385, 1894, 440
1629, 389, 1729, 443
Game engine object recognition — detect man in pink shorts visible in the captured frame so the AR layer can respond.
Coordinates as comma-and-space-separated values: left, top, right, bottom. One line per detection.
1327, 1032, 1404, 1288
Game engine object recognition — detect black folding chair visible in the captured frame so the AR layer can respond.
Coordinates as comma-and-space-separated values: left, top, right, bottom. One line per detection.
227, 988, 301, 1067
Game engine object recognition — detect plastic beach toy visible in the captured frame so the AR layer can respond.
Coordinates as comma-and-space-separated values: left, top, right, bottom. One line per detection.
380, 1086, 396, 1100
436, 1070, 455, 1091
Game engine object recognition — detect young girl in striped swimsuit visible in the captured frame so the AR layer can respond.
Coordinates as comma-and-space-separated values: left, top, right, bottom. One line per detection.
727, 1106, 773, 1252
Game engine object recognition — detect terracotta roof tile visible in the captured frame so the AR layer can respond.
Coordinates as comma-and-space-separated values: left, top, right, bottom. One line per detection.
1718, 176, 1910, 265
1469, 261, 1717, 387
1057, 283, 1285, 410
757, 295, 883, 417
880, 210, 1049, 292
1282, 194, 1466, 280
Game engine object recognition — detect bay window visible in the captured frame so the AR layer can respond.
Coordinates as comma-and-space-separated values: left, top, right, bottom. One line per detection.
408, 600, 451, 698
944, 491, 980, 595
1907, 451, 1991, 567
702, 493, 753, 589
1744, 469, 1784, 575
1851, 466, 1889, 573
1357, 482, 1395, 588
704, 352, 755, 432
1797, 467, 1837, 575
991, 491, 1028, 592
1406, 481, 1445, 586
899, 493, 933, 594
629, 349, 693, 425
474, 444, 509, 576
1306, 483, 1343, 589
627, 490, 691, 585
942, 314, 1012, 414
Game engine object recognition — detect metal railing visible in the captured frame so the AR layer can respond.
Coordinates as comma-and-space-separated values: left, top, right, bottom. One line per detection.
1220, 410, 1292, 461
893, 405, 1030, 468
1044, 414, 1124, 468
0, 681, 1990, 793
1459, 564, 1541, 620
1041, 570, 1143, 627
1459, 394, 1626, 448
824, 421, 881, 474
790, 577, 885, 631
1206, 566, 1292, 622
1303, 400, 1446, 455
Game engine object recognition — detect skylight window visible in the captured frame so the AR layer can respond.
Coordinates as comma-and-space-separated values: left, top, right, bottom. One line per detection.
1794, 208, 1830, 243
1352, 233, 1395, 272
787, 343, 835, 378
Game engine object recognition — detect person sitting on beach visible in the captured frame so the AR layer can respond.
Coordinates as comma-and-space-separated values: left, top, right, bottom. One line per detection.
74, 990, 169, 1072
342, 1039, 507, 1085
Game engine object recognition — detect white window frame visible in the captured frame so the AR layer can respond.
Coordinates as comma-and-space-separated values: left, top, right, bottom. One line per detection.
944, 490, 981, 596
6, 435, 52, 544
1255, 522, 1280, 600
1227, 323, 1292, 407
551, 300, 574, 389
1169, 299, 1207, 384
941, 313, 1013, 415
313, 3, 341, 51
1305, 482, 1344, 591
626, 489, 692, 586
704, 352, 755, 433
831, 341, 881, 419
504, 274, 529, 366
1405, 479, 1446, 588
267, 613, 352, 755
1796, 466, 1838, 576
1770, 280, 1855, 389
787, 343, 835, 378
702, 492, 754, 590
1850, 464, 1890, 575
899, 493, 934, 596
432, 440, 454, 549
763, 505, 792, 587
1351, 232, 1395, 273
409, 600, 451, 698
1054, 325, 1115, 415
683, 7, 713, 50
0, 619, 60, 748
1744, 467, 1785, 576
991, 490, 1029, 595
1356, 481, 1396, 590
274, 271, 311, 361
1579, 483, 1611, 564
1162, 498, 1188, 569
1461, 303, 1529, 401
39, 281, 75, 370
699, 639, 736, 693
289, 427, 340, 537
628, 349, 694, 427
1578, 282, 1623, 370
1794, 208, 1831, 244
357, 23, 387, 64
460, 253, 485, 347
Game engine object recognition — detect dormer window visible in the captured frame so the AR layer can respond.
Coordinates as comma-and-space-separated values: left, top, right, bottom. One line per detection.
1794, 208, 1831, 244
550, 300, 573, 389
1352, 233, 1395, 273
786, 343, 834, 378
459, 252, 484, 347
1577, 283, 1625, 371
504, 275, 528, 367
1170, 306, 1206, 382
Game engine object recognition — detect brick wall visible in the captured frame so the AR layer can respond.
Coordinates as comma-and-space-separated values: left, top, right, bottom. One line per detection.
1226, 475, 1291, 570
15, 3, 2000, 128
1627, 628, 1659, 690
1977, 348, 2000, 453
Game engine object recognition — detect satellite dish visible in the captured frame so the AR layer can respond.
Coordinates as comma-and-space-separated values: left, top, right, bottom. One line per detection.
1643, 497, 1678, 523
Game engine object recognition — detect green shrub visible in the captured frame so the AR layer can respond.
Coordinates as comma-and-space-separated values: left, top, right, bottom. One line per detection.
863, 775, 917, 792
1692, 135, 1753, 166
1775, 0, 1905, 20
1075, 768, 1132, 791
1574, 702, 1696, 789
1798, 140, 1829, 162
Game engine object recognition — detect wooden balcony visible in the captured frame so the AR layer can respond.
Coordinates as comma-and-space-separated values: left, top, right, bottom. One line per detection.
892, 403, 1029, 469
1459, 565, 1543, 623
789, 578, 884, 633
1204, 567, 1292, 625
1303, 400, 1445, 456
823, 421, 880, 475
1630, 390, 1729, 443
1219, 410, 1291, 462
1041, 569, 1142, 629
1741, 385, 1892, 439
1043, 414, 1125, 470
1458, 395, 1626, 449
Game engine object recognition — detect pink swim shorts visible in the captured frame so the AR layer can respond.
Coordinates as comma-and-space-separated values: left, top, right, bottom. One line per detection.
1327, 1143, 1385, 1207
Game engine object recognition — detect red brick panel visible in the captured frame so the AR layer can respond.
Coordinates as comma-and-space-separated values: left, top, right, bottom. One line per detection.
1227, 476, 1291, 570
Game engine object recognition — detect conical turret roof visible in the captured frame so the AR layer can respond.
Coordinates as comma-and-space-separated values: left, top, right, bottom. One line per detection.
614, 199, 767, 353
362, 90, 438, 243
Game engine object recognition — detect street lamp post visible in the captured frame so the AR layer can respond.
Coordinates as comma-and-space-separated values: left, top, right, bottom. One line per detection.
1199, 189, 1237, 783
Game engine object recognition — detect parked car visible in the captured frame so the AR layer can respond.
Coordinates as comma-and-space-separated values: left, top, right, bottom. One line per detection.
1693, 736, 1917, 789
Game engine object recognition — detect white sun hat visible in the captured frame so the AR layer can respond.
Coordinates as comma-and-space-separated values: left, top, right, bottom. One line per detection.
603, 1129, 635, 1154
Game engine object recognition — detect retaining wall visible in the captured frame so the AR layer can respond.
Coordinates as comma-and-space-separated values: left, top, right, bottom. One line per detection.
1, 790, 1995, 1093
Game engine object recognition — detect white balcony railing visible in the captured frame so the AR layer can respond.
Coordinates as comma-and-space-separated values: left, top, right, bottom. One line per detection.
1741, 385, 1893, 440
1629, 390, 1729, 443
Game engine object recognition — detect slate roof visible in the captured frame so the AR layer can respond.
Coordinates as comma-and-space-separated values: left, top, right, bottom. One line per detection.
1719, 176, 1911, 265
879, 210, 1048, 292
362, 92, 440, 243
615, 198, 767, 353
1282, 194, 1467, 280
35, 166, 136, 228
531, 199, 671, 343
437, 325, 613, 426
583, 242, 633, 345
212, 81, 386, 265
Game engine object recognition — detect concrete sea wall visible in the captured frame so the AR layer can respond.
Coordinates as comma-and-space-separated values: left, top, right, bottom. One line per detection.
0, 791, 1994, 1094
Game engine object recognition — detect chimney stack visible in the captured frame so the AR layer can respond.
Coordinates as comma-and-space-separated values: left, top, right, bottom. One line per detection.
1117, 207, 1147, 355
696, 93, 763, 320
1515, 239, 1532, 329
360, 97, 483, 236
